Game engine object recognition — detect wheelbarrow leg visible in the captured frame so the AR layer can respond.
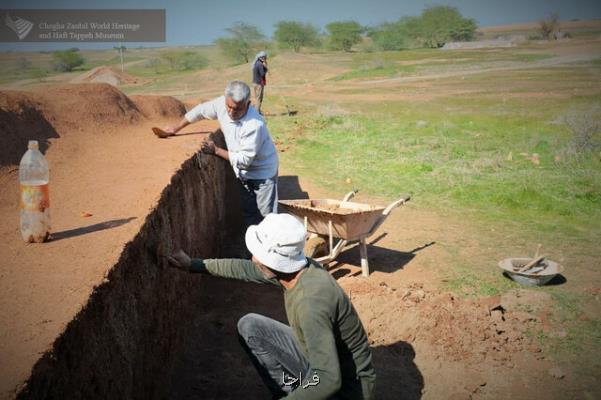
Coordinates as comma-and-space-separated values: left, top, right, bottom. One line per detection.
359, 236, 369, 277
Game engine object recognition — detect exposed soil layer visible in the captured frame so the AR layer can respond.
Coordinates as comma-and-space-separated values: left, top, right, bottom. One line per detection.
17, 133, 246, 399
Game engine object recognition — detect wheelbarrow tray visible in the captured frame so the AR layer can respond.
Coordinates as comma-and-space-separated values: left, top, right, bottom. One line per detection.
279, 199, 385, 241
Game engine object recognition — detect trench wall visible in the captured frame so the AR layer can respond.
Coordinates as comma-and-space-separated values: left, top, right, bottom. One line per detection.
16, 132, 247, 399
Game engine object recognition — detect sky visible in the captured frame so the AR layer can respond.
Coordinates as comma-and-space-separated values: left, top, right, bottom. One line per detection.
1, 0, 600, 51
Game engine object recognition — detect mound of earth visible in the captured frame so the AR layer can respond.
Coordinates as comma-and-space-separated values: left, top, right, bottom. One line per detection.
34, 83, 143, 131
0, 83, 188, 167
72, 66, 142, 86
129, 95, 187, 119
347, 280, 545, 368
0, 91, 58, 167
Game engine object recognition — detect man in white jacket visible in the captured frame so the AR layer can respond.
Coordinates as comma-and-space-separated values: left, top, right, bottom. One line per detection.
164, 80, 279, 227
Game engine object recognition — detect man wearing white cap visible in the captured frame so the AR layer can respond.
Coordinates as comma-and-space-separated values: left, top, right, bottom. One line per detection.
167, 213, 376, 399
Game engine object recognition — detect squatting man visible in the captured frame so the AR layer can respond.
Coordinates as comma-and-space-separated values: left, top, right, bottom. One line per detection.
167, 213, 376, 399
164, 80, 278, 227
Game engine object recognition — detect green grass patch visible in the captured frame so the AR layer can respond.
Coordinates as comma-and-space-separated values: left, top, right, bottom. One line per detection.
331, 63, 417, 81
269, 95, 601, 247
512, 53, 553, 62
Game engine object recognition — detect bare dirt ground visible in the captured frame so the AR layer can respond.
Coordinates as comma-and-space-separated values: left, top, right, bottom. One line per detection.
0, 84, 218, 398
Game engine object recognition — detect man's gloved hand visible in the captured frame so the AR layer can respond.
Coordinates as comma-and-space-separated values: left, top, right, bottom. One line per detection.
167, 249, 192, 272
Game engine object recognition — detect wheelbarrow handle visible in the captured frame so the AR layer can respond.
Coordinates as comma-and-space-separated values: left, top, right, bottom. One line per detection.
366, 194, 411, 237
342, 189, 359, 202
383, 194, 411, 216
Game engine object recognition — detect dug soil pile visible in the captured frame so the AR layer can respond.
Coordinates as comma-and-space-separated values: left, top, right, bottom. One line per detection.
0, 83, 175, 168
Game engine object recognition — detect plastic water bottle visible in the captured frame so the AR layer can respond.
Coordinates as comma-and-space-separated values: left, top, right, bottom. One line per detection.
19, 140, 50, 243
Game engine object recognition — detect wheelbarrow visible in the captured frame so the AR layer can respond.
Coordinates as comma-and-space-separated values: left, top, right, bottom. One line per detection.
279, 191, 411, 277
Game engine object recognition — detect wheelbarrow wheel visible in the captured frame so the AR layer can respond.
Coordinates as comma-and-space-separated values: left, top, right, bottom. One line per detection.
305, 236, 328, 259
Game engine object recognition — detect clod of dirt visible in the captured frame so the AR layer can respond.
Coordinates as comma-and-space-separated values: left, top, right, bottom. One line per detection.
490, 309, 505, 323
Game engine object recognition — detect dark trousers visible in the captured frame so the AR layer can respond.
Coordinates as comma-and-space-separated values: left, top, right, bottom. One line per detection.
237, 313, 311, 398
239, 176, 278, 228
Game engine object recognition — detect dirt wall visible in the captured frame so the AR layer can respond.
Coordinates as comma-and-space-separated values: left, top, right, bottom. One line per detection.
15, 131, 252, 399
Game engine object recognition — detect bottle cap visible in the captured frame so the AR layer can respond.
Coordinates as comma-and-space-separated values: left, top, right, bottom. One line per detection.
28, 140, 39, 150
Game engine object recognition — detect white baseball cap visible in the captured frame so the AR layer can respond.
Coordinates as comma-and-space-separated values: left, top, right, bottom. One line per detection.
245, 213, 307, 273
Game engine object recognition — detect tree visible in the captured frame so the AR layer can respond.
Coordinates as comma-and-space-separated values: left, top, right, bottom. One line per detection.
368, 18, 414, 50
414, 6, 477, 48
216, 22, 265, 63
326, 21, 363, 52
369, 6, 476, 49
51, 49, 85, 72
274, 21, 319, 52
539, 13, 560, 40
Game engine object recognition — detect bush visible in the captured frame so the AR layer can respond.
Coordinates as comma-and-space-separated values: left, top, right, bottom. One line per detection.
274, 21, 320, 52
325, 21, 363, 52
51, 49, 85, 72
160, 50, 208, 71
564, 107, 601, 154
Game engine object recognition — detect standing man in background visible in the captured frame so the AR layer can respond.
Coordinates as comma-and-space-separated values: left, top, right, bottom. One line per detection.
163, 80, 278, 228
252, 51, 268, 115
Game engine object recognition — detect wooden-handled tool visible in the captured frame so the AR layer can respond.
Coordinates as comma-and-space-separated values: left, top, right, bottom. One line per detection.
152, 127, 174, 139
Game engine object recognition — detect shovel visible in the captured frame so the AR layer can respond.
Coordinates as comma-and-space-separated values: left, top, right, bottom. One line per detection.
152, 127, 175, 139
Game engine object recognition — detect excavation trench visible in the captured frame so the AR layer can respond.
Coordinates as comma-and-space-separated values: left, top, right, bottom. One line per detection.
17, 131, 284, 399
